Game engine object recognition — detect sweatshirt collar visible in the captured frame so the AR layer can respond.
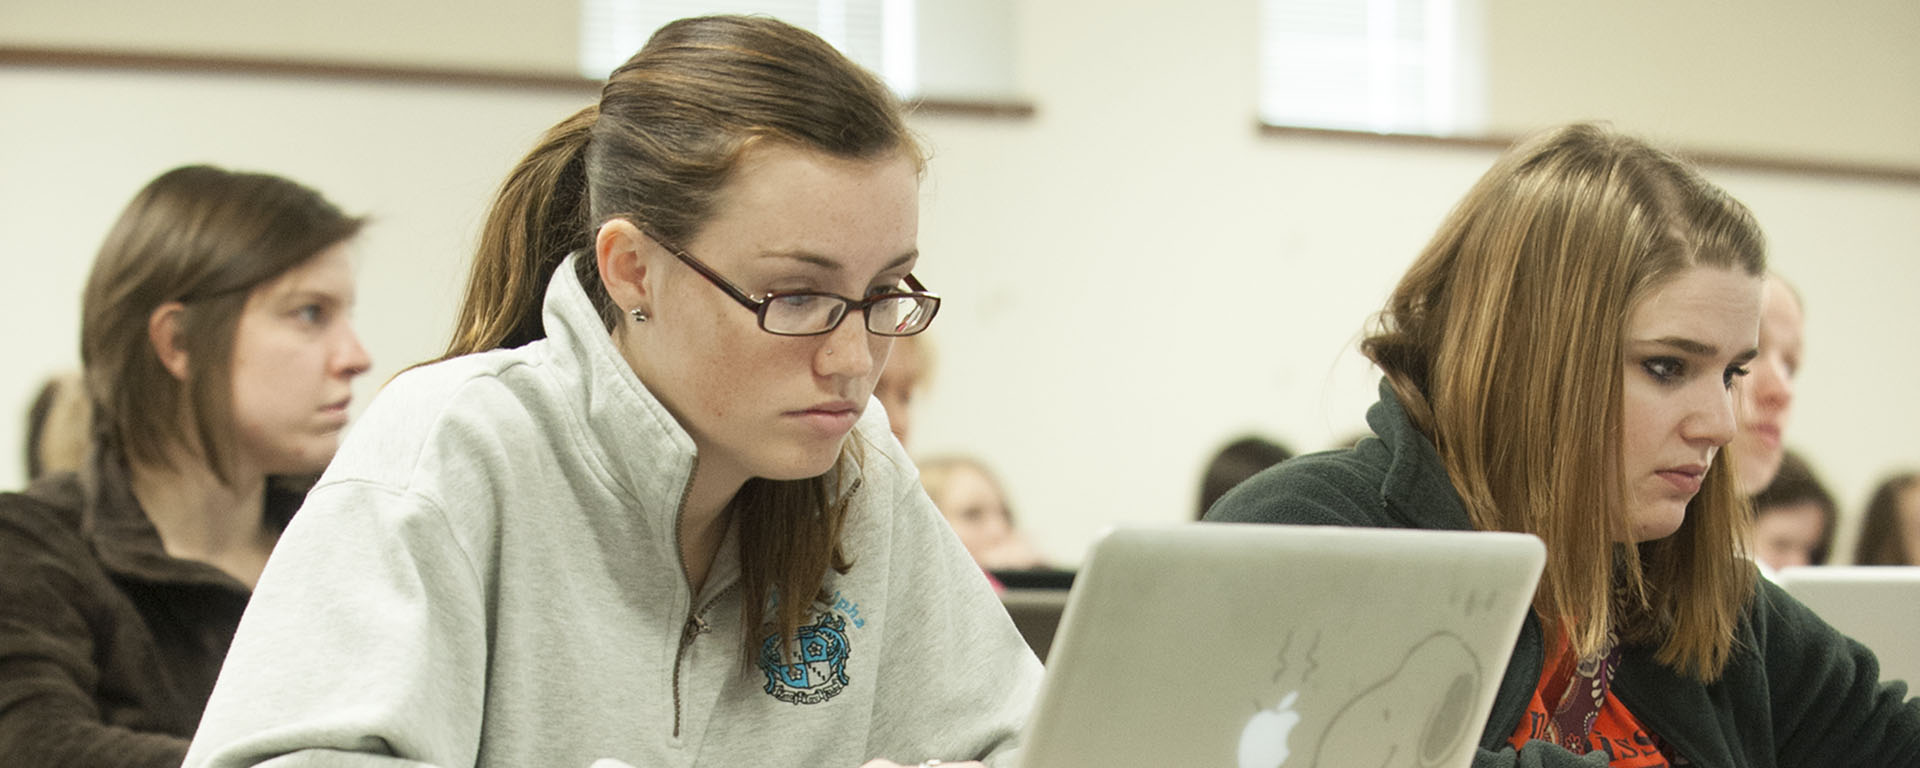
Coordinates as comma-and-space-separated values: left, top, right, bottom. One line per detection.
535, 253, 704, 525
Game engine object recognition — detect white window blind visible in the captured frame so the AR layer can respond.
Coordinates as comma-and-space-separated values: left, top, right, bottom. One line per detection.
1259, 0, 1483, 136
580, 0, 917, 95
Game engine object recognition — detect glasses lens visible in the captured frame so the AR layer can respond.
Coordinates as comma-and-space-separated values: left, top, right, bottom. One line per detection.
867, 296, 936, 336
763, 294, 846, 335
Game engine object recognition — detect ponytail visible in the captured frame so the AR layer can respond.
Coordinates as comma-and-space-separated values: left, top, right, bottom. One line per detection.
443, 105, 598, 359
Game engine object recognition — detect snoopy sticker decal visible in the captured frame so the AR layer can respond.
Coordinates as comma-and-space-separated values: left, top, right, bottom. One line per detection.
1312, 632, 1482, 767
1238, 625, 1487, 766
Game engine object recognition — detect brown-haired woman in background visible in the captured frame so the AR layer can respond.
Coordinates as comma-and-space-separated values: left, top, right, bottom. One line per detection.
0, 165, 370, 766
1855, 471, 1920, 566
1195, 435, 1293, 520
1209, 124, 1919, 766
1748, 449, 1837, 572
186, 16, 1039, 768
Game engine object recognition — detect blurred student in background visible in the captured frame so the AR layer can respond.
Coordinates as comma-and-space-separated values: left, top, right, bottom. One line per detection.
870, 336, 1048, 576
1748, 450, 1836, 572
23, 370, 90, 482
0, 166, 369, 766
1728, 274, 1804, 496
1855, 471, 1920, 566
872, 333, 930, 448
1196, 435, 1293, 519
921, 455, 1045, 572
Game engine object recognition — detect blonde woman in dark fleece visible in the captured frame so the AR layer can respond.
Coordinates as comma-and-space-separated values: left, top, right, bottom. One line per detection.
1210, 124, 1919, 767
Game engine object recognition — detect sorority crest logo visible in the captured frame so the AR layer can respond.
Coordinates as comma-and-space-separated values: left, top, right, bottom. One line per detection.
757, 612, 852, 705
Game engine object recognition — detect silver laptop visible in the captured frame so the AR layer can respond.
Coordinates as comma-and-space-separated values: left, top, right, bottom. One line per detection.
1016, 523, 1545, 768
1774, 566, 1920, 687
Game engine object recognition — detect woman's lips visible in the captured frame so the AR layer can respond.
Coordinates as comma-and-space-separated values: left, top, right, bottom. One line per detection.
787, 402, 859, 435
1657, 466, 1707, 495
319, 398, 351, 426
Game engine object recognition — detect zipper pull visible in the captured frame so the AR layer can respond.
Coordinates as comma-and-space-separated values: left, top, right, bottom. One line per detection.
682, 614, 710, 645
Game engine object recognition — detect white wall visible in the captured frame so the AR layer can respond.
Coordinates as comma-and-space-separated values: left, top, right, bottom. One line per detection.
1487, 0, 1920, 169
3, 0, 1916, 565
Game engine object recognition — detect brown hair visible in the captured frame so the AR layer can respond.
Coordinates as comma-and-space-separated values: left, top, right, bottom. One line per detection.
1854, 471, 1919, 565
1750, 449, 1836, 565
442, 15, 921, 651
1363, 123, 1765, 680
81, 165, 363, 485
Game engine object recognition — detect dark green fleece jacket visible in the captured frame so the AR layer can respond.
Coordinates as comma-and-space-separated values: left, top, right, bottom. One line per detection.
1208, 381, 1920, 768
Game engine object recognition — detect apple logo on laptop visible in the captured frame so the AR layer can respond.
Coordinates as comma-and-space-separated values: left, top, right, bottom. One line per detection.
1237, 690, 1300, 768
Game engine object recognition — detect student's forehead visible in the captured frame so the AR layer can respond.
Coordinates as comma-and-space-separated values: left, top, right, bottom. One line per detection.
697, 148, 918, 263
1631, 270, 1761, 330
262, 251, 355, 297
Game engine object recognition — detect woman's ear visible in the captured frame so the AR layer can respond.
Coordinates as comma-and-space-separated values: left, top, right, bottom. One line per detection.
596, 219, 653, 314
147, 301, 190, 381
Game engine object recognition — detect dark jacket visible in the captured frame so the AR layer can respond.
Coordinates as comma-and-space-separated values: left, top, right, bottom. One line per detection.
1208, 381, 1920, 768
0, 452, 298, 767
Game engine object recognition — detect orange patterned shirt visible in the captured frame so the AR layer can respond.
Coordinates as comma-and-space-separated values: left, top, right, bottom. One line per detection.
1506, 632, 1676, 767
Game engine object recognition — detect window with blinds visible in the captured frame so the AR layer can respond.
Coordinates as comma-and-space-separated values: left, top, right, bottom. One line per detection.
1259, 0, 1484, 136
579, 0, 916, 94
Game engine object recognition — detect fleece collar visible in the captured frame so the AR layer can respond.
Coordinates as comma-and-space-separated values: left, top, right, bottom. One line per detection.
1362, 379, 1476, 532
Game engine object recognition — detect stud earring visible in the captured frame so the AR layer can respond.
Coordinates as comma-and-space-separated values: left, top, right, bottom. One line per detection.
629, 307, 649, 323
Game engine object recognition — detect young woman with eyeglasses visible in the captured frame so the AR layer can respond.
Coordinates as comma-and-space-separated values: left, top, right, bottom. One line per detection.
186, 16, 1040, 768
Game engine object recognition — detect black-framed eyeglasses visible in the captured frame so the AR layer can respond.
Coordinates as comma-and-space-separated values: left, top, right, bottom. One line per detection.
640, 225, 941, 337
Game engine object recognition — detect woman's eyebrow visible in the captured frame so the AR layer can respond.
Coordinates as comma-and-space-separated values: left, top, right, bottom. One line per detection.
758, 250, 919, 273
272, 287, 347, 306
1640, 336, 1716, 356
1637, 336, 1759, 362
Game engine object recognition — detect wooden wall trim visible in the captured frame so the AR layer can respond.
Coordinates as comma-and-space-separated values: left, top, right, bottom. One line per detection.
0, 45, 1035, 118
1259, 122, 1920, 185
0, 46, 600, 93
